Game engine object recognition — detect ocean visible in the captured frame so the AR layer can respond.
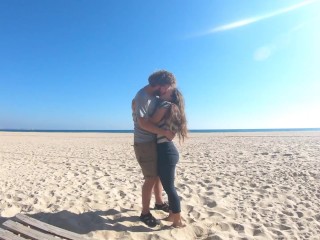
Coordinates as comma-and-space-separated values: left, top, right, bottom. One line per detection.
1, 128, 320, 133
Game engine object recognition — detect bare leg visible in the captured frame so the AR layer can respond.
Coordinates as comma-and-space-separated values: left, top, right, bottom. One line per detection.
171, 213, 185, 228
153, 177, 165, 205
163, 212, 185, 227
142, 177, 157, 215
164, 211, 174, 222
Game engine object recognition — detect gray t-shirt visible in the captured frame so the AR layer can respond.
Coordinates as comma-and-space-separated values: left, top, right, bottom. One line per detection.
156, 100, 175, 143
132, 87, 158, 143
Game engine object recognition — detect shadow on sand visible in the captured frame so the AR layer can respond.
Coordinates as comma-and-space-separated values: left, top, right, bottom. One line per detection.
0, 208, 162, 234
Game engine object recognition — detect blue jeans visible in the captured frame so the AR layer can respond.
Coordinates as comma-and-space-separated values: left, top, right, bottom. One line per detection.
157, 141, 181, 213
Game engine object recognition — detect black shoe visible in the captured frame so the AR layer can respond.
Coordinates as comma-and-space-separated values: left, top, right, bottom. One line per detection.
139, 212, 160, 227
154, 202, 170, 213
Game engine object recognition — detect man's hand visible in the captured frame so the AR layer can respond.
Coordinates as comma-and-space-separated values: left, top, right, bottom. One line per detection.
164, 130, 175, 141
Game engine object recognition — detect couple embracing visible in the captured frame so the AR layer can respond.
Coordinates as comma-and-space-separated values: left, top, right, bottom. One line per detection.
132, 70, 187, 228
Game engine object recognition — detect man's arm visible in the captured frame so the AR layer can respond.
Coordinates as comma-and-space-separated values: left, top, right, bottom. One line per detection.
138, 117, 175, 141
131, 99, 136, 112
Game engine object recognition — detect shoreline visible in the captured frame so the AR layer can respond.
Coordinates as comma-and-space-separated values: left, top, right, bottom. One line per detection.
1, 127, 320, 134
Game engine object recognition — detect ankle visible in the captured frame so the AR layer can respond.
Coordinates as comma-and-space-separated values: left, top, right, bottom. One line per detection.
141, 211, 150, 215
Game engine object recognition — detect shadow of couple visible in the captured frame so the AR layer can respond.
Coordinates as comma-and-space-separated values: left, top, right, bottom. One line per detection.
0, 208, 162, 234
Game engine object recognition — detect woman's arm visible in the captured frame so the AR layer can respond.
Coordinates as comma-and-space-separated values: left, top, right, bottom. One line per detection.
138, 117, 174, 140
149, 107, 168, 124
149, 100, 172, 124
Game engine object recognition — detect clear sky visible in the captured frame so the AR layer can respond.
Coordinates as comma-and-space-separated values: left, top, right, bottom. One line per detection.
1, 0, 319, 130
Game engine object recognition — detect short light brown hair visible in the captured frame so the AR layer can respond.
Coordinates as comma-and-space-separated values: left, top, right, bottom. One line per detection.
148, 70, 176, 87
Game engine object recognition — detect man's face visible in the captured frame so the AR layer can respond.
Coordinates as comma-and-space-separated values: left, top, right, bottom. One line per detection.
160, 88, 173, 101
159, 84, 171, 96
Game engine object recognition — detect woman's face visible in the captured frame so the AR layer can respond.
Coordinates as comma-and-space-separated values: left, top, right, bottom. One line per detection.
160, 88, 174, 101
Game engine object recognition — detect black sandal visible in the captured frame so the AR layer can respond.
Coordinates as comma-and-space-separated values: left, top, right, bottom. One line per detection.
154, 202, 170, 213
139, 212, 160, 227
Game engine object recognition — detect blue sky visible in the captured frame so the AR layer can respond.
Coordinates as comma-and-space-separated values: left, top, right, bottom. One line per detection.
1, 0, 319, 130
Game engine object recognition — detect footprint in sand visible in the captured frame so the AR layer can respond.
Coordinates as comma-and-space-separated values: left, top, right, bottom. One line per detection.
185, 205, 194, 213
270, 228, 285, 238
296, 212, 303, 218
279, 224, 291, 231
207, 211, 225, 220
231, 223, 245, 233
252, 227, 267, 238
282, 210, 294, 217
203, 179, 211, 184
283, 153, 293, 157
12, 196, 23, 202
192, 225, 208, 238
206, 186, 214, 191
206, 200, 217, 208
313, 213, 320, 222
216, 222, 230, 231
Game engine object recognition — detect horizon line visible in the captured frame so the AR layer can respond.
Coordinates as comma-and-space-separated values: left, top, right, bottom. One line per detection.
1, 128, 320, 132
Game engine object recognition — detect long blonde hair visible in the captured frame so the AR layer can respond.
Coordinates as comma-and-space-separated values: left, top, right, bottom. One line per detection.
166, 88, 188, 142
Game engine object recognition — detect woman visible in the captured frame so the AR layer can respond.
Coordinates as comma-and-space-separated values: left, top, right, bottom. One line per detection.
150, 87, 188, 228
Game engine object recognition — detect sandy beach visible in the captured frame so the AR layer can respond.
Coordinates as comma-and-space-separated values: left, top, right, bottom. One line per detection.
0, 131, 319, 239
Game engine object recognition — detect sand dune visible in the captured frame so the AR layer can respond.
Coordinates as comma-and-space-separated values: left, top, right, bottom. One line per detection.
0, 131, 319, 239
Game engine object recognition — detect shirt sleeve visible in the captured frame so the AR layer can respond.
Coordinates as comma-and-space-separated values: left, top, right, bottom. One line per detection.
134, 95, 148, 118
158, 100, 172, 109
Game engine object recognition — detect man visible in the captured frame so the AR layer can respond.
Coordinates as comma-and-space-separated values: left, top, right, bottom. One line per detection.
132, 70, 176, 227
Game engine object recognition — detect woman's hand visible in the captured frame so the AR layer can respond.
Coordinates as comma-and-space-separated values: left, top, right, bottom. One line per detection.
163, 129, 175, 141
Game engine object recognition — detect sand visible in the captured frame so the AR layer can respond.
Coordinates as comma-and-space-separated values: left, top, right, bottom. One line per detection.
0, 131, 320, 239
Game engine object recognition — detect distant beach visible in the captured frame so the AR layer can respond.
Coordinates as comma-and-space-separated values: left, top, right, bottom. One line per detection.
1, 131, 320, 239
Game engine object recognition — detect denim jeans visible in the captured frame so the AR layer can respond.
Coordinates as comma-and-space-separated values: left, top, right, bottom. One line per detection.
157, 141, 181, 213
